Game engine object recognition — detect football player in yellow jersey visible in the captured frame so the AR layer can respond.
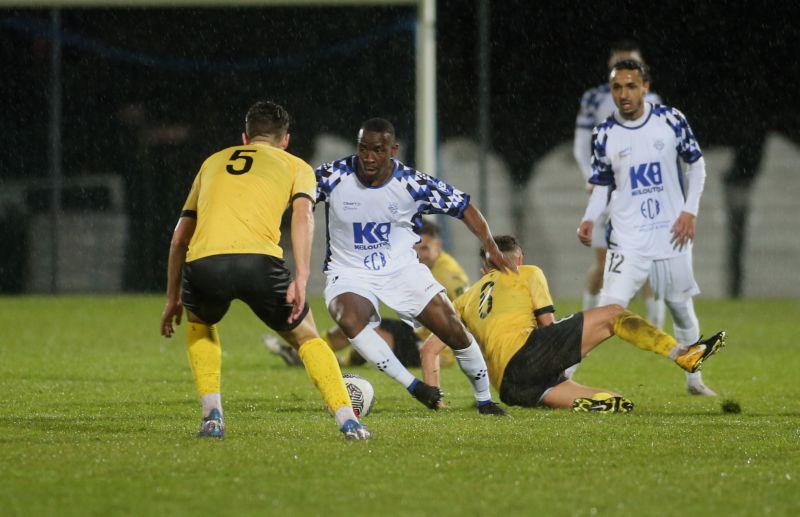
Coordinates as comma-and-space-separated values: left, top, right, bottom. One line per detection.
160, 101, 369, 439
265, 220, 467, 370
421, 235, 726, 412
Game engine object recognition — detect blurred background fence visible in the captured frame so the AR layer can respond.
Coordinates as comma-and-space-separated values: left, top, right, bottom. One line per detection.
1, 1, 798, 298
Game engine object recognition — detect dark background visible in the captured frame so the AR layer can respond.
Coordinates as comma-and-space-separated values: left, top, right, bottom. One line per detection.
1, 1, 798, 292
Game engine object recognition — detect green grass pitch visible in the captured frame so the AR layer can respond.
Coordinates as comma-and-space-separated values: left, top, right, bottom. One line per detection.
1, 295, 799, 516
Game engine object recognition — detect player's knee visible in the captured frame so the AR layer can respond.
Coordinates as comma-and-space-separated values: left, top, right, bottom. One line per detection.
335, 313, 369, 339
442, 321, 471, 350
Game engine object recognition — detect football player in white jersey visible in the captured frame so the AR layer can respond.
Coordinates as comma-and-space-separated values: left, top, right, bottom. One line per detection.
316, 118, 515, 415
573, 40, 665, 330
577, 59, 719, 396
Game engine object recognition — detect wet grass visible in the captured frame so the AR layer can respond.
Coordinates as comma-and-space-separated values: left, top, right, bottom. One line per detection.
1, 295, 799, 516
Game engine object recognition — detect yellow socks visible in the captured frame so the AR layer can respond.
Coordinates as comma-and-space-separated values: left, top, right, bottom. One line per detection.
298, 337, 352, 413
186, 322, 222, 396
614, 310, 677, 358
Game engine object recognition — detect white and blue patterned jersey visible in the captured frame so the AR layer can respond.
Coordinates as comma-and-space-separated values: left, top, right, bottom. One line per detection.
588, 103, 703, 258
574, 83, 662, 181
316, 156, 470, 275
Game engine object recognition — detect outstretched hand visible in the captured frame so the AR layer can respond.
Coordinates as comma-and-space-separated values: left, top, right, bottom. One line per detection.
160, 299, 183, 338
670, 212, 696, 251
286, 278, 307, 324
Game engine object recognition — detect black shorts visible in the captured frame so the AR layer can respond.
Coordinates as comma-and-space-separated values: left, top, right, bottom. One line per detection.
379, 319, 421, 367
181, 253, 308, 332
499, 312, 584, 407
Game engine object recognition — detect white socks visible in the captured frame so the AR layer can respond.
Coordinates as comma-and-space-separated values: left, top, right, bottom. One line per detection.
452, 339, 492, 402
645, 296, 666, 328
349, 325, 416, 388
200, 393, 222, 418
334, 406, 359, 428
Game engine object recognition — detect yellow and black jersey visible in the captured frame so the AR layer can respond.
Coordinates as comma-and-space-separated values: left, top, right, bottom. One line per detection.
453, 265, 554, 389
430, 251, 470, 301
182, 144, 316, 262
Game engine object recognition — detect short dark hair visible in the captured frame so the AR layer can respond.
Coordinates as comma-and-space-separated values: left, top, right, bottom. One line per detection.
419, 219, 441, 238
245, 101, 290, 139
610, 59, 651, 83
360, 118, 396, 139
479, 235, 522, 260
609, 39, 642, 56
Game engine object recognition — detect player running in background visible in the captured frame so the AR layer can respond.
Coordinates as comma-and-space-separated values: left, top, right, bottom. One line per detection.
316, 117, 515, 415
577, 59, 717, 396
573, 40, 665, 329
265, 219, 467, 370
160, 101, 370, 440
421, 236, 725, 411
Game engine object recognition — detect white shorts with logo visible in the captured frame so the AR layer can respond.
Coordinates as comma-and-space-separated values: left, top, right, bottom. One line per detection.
599, 250, 700, 304
324, 263, 445, 326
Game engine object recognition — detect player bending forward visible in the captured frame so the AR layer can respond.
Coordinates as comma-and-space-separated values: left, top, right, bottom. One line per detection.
422, 235, 726, 411
160, 101, 369, 440
316, 118, 515, 415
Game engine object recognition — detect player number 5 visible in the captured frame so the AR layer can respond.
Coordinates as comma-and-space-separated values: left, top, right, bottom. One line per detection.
226, 149, 256, 175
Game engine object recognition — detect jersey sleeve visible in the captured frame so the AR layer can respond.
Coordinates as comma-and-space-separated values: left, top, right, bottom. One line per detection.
527, 267, 554, 317
181, 171, 201, 218
406, 171, 471, 218
670, 108, 703, 164
315, 156, 353, 204
588, 126, 615, 187
292, 161, 317, 203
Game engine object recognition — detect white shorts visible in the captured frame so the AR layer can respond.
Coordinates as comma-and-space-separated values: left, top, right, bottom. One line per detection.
324, 263, 445, 326
599, 251, 700, 304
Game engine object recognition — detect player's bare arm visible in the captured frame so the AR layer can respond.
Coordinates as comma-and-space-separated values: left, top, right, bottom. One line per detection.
287, 196, 315, 323
160, 216, 196, 338
461, 204, 518, 273
535, 312, 555, 328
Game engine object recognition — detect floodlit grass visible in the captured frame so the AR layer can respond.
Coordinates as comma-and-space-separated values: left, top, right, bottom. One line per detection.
1, 295, 799, 516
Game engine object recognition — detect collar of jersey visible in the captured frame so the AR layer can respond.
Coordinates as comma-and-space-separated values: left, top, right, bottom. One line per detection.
612, 102, 653, 130
353, 156, 399, 189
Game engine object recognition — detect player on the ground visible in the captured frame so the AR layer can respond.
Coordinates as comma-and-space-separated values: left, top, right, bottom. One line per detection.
160, 101, 370, 440
265, 219, 466, 370
577, 59, 717, 396
421, 235, 726, 411
573, 39, 665, 329
315, 117, 514, 415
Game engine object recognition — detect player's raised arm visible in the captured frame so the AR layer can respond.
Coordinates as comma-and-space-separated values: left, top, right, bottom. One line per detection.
461, 204, 518, 273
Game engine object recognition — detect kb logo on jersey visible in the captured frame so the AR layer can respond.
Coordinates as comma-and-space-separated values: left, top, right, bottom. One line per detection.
629, 162, 664, 196
353, 222, 391, 245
